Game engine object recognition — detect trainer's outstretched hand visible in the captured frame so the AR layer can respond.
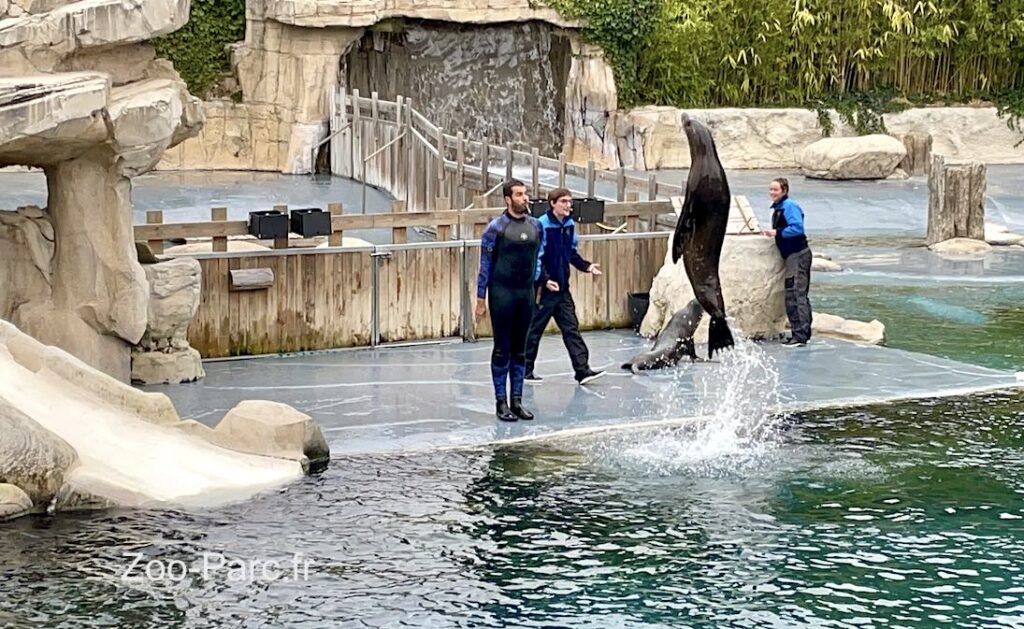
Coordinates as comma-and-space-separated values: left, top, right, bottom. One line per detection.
588, 263, 603, 276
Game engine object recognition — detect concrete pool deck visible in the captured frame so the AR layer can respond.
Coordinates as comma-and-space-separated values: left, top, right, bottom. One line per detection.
145, 331, 1024, 456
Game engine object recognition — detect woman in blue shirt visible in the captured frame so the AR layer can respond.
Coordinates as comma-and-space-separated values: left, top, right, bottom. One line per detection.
762, 177, 813, 346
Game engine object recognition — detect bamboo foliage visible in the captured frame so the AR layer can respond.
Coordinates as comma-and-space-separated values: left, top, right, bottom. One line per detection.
554, 0, 1024, 113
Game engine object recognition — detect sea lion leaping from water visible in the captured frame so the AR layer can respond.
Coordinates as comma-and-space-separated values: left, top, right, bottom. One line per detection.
671, 113, 735, 358
621, 299, 703, 373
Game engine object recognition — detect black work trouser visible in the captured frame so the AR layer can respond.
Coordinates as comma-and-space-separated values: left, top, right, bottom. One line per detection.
488, 287, 533, 401
524, 289, 590, 378
784, 247, 813, 342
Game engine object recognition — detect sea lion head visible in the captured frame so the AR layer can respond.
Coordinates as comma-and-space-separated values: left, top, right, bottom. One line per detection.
680, 113, 716, 161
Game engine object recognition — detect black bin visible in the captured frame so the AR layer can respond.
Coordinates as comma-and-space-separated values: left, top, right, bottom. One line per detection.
248, 210, 289, 239
528, 198, 548, 218
290, 207, 332, 237
572, 198, 605, 224
628, 292, 650, 330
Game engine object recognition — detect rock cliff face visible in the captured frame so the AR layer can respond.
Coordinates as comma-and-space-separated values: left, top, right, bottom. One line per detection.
160, 0, 1023, 175
161, 0, 580, 173
0, 0, 204, 381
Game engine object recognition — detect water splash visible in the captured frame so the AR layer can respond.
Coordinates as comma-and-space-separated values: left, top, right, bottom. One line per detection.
580, 333, 785, 477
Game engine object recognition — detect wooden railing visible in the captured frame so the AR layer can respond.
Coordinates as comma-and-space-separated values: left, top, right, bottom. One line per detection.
326, 88, 689, 214
179, 232, 670, 358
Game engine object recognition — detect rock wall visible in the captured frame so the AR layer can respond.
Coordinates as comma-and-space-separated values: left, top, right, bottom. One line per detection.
157, 2, 1023, 174
569, 104, 1024, 170
160, 1, 578, 173
0, 1, 205, 381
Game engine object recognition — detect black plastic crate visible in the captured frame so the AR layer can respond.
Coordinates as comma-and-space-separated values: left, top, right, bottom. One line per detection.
571, 198, 605, 224
248, 210, 289, 239
528, 198, 549, 218
290, 207, 332, 237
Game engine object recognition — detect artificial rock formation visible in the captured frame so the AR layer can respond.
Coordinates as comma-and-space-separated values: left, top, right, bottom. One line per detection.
642, 235, 788, 342
0, 0, 204, 381
131, 257, 205, 385
568, 106, 1023, 171
161, 0, 577, 173
799, 134, 908, 180
812, 313, 885, 345
0, 318, 329, 520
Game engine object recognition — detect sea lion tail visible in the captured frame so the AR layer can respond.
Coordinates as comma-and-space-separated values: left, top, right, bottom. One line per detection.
707, 317, 735, 358
620, 361, 633, 370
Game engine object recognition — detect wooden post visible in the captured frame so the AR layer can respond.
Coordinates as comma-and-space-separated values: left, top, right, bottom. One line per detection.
558, 152, 566, 188
436, 126, 445, 187
395, 94, 404, 200
505, 142, 514, 182
481, 140, 490, 191
272, 204, 288, 249
531, 147, 540, 197
341, 85, 351, 178
586, 160, 596, 198
456, 131, 466, 208
406, 99, 415, 208
146, 210, 164, 254
648, 173, 658, 201
352, 88, 361, 182
472, 195, 487, 239
328, 202, 343, 246
370, 91, 380, 186
616, 166, 626, 202
927, 155, 987, 245
626, 191, 640, 232
211, 207, 228, 252
436, 197, 452, 241
392, 200, 407, 244
899, 131, 932, 176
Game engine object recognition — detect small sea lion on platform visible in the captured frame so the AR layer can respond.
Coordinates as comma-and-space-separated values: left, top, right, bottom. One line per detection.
671, 113, 735, 358
621, 299, 703, 373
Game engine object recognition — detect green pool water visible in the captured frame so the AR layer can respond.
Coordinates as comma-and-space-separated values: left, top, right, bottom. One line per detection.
811, 246, 1024, 372
2, 390, 1022, 628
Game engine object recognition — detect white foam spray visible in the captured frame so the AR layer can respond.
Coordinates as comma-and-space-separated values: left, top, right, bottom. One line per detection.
581, 333, 785, 477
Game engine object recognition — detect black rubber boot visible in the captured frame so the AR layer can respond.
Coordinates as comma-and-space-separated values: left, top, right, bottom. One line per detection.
510, 397, 534, 420
496, 400, 518, 422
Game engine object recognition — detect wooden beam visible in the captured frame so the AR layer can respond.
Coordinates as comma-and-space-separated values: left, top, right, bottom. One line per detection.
145, 210, 163, 254
328, 202, 343, 246
211, 207, 228, 252
229, 268, 274, 291
272, 204, 288, 249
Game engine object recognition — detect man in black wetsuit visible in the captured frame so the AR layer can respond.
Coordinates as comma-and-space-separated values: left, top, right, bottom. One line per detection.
475, 179, 557, 422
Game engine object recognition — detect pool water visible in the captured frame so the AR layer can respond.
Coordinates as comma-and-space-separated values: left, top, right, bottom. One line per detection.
1, 391, 1022, 628
812, 245, 1024, 372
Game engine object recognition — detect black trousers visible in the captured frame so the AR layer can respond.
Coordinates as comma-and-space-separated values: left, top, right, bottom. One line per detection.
784, 247, 813, 342
488, 287, 533, 401
524, 289, 589, 377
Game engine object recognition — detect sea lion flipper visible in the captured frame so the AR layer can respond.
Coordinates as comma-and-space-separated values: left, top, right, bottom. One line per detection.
707, 316, 735, 358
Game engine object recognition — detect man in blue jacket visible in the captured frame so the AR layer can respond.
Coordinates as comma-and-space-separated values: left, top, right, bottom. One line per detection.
762, 177, 813, 346
524, 188, 606, 385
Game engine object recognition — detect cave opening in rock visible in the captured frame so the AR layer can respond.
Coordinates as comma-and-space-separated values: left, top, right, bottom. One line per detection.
342, 18, 572, 156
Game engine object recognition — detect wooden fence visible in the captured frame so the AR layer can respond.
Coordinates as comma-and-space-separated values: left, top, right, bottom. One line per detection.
324, 88, 691, 213
182, 232, 668, 358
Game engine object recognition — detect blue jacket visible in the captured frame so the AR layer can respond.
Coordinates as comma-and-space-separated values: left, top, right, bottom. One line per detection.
771, 196, 809, 258
534, 210, 591, 291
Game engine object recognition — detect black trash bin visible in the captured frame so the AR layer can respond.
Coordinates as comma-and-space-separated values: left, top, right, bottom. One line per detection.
628, 292, 650, 330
